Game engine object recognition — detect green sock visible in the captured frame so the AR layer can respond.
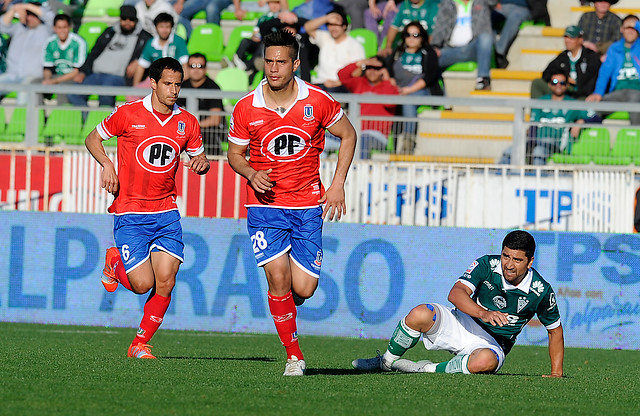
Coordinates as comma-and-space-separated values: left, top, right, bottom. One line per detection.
386, 318, 421, 357
435, 354, 471, 374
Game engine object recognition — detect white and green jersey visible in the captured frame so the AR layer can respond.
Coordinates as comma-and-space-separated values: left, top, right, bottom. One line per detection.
137, 33, 189, 69
457, 254, 561, 354
42, 32, 87, 75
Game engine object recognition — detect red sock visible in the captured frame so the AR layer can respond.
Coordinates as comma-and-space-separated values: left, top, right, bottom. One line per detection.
268, 291, 303, 360
110, 253, 132, 291
132, 294, 171, 346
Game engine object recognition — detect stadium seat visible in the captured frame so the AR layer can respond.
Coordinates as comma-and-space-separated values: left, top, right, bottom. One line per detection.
175, 23, 188, 42
82, 0, 123, 17
0, 106, 5, 135
250, 71, 264, 90
187, 23, 224, 62
446, 62, 477, 72
551, 128, 610, 164
40, 109, 83, 145
80, 110, 113, 145
3, 108, 45, 142
223, 25, 255, 61
593, 128, 640, 165
349, 28, 378, 58
214, 67, 249, 110
77, 21, 108, 53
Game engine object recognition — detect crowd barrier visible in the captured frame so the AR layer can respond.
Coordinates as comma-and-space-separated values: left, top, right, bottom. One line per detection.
1, 211, 638, 350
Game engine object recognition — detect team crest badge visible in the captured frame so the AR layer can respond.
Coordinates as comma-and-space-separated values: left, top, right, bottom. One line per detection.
314, 250, 323, 267
177, 121, 185, 134
517, 297, 529, 313
303, 104, 314, 121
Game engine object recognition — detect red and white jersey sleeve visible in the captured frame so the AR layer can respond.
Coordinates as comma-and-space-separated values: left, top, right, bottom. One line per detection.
97, 94, 204, 214
229, 77, 343, 208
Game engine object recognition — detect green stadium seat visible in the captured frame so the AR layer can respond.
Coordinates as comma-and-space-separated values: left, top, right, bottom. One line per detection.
349, 28, 378, 58
82, 0, 123, 17
40, 109, 83, 145
250, 71, 264, 90
3, 108, 45, 142
175, 23, 188, 42
551, 128, 610, 164
187, 23, 224, 62
446, 61, 477, 72
223, 25, 255, 61
214, 67, 249, 110
0, 106, 5, 135
593, 128, 640, 165
80, 110, 114, 146
77, 21, 108, 53
606, 111, 630, 121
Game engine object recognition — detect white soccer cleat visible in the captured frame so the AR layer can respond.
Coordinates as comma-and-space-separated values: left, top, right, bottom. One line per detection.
283, 355, 306, 376
390, 359, 436, 373
351, 351, 393, 372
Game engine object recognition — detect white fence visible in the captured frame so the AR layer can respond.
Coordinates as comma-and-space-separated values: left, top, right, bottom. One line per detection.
1, 148, 637, 233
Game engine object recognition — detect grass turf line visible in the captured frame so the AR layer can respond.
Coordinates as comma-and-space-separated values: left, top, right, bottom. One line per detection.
0, 322, 638, 415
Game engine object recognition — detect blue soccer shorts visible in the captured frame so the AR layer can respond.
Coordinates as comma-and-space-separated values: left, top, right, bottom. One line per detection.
246, 206, 323, 278
113, 210, 184, 273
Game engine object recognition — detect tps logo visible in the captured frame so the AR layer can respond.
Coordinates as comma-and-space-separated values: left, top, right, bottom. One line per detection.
261, 126, 311, 162
136, 136, 180, 173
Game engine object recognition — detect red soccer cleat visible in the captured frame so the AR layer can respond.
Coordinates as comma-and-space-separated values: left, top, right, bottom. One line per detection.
101, 247, 120, 292
127, 343, 156, 359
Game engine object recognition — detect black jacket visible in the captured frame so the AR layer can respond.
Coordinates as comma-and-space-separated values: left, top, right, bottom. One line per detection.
79, 24, 151, 85
542, 47, 601, 99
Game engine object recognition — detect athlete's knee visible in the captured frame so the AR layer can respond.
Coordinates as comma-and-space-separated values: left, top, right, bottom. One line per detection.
405, 304, 437, 333
129, 278, 153, 295
467, 349, 499, 374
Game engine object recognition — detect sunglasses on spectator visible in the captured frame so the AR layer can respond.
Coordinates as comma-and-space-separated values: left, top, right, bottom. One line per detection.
120, 17, 137, 22
551, 79, 567, 86
365, 65, 384, 70
405, 32, 421, 38
189, 63, 205, 68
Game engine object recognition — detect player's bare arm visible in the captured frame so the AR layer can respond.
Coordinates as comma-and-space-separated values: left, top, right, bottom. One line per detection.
85, 128, 119, 195
448, 282, 509, 327
319, 115, 356, 221
184, 152, 210, 174
543, 324, 565, 378
227, 142, 274, 193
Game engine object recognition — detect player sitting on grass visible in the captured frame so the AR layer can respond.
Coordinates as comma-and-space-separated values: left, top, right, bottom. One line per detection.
352, 230, 565, 377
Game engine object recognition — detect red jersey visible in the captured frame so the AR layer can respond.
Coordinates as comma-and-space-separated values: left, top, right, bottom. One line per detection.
96, 94, 204, 214
228, 77, 343, 208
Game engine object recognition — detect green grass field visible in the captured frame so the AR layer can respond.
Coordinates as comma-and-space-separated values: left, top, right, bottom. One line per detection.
1, 322, 638, 415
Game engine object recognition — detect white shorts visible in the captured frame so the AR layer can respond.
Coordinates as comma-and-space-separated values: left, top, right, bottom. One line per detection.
422, 303, 505, 371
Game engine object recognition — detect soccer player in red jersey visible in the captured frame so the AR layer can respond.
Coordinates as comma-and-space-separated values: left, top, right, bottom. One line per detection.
227, 28, 357, 375
85, 57, 210, 359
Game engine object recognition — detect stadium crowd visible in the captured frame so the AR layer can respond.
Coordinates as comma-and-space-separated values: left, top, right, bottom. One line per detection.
0, 0, 638, 162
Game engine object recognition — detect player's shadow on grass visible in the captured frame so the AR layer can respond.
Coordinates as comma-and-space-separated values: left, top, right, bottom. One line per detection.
306, 368, 365, 376
163, 356, 277, 362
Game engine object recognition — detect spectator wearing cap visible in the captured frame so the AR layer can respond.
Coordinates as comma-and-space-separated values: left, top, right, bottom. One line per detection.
531, 25, 601, 100
578, 0, 622, 57
586, 15, 640, 125
0, 1, 55, 103
68, 5, 152, 107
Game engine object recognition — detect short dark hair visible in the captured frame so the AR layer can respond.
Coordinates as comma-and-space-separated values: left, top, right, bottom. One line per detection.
153, 12, 174, 28
263, 28, 299, 61
53, 13, 71, 26
189, 52, 207, 62
622, 14, 639, 25
149, 57, 183, 83
502, 230, 536, 260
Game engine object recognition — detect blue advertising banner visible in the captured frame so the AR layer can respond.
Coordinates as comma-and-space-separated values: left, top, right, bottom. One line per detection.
1, 211, 639, 350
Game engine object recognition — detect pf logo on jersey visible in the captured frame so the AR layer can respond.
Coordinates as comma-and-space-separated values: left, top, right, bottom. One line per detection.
136, 135, 180, 173
261, 126, 311, 162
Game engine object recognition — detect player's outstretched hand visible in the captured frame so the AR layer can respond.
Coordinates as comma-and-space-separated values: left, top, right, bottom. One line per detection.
184, 154, 210, 175
101, 162, 119, 195
249, 169, 274, 193
479, 310, 509, 327
319, 185, 346, 221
